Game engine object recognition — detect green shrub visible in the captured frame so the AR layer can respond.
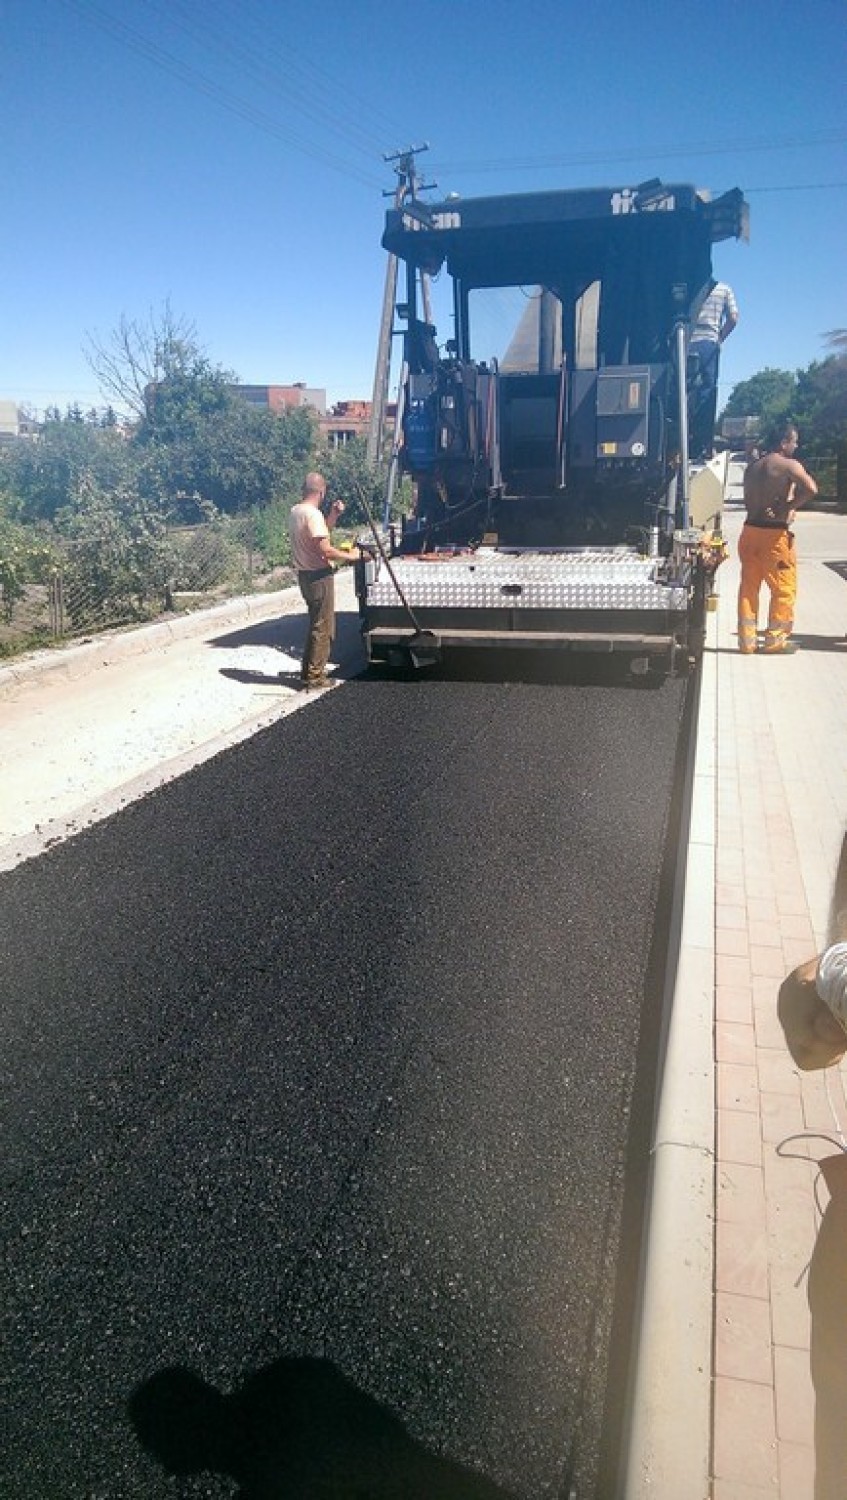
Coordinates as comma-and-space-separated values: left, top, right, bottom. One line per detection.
252, 502, 292, 569
0, 518, 56, 622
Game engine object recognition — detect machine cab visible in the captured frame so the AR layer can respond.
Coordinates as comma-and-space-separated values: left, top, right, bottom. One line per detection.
383, 182, 747, 551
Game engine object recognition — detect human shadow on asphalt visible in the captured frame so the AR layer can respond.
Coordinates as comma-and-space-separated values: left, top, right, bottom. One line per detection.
218, 666, 364, 690
128, 1357, 518, 1499
219, 665, 296, 687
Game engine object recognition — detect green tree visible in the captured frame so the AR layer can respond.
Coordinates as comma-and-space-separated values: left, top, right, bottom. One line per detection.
720, 368, 797, 432
87, 305, 320, 516
86, 302, 204, 420
0, 414, 139, 525
793, 356, 847, 453
137, 373, 318, 516
320, 437, 390, 527
55, 476, 173, 625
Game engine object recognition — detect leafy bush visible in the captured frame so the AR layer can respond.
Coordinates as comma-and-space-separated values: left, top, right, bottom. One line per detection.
0, 416, 139, 525
56, 478, 173, 626
0, 516, 56, 622
252, 502, 292, 569
320, 438, 387, 527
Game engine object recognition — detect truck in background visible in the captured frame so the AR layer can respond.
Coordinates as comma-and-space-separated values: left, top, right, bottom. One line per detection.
356, 179, 748, 677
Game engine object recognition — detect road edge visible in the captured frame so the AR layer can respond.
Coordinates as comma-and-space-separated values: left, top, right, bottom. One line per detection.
619, 615, 717, 1498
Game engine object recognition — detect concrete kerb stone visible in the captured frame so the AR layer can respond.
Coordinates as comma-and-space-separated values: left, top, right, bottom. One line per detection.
0, 582, 303, 701
620, 613, 718, 1499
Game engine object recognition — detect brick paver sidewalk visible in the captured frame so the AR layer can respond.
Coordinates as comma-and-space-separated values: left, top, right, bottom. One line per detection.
711, 506, 847, 1498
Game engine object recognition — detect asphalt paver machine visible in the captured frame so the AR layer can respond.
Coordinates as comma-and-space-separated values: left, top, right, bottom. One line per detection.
357, 179, 747, 676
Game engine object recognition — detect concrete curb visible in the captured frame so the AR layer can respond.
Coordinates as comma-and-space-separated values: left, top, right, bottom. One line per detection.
620, 615, 717, 1498
0, 582, 302, 700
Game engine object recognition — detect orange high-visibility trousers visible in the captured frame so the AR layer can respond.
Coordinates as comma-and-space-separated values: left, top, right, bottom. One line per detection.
737, 523, 796, 653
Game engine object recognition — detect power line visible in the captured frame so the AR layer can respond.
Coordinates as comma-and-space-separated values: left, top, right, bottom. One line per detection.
745, 181, 847, 193
202, 0, 410, 153
69, 0, 386, 190
144, 0, 399, 161
431, 130, 847, 177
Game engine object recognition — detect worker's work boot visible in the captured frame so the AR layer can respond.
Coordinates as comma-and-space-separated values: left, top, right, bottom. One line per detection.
763, 622, 794, 652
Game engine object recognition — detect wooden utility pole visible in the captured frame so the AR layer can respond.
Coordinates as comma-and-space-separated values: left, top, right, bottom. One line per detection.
367, 144, 432, 468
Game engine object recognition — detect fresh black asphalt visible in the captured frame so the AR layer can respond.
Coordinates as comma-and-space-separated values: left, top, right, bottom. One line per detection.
1, 662, 688, 1499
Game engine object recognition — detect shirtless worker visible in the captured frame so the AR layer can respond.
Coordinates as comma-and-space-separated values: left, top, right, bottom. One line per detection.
737, 423, 817, 654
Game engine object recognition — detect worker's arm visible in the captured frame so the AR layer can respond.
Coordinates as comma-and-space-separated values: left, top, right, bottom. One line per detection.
317, 535, 362, 565
314, 498, 361, 564
786, 458, 818, 507
718, 309, 738, 343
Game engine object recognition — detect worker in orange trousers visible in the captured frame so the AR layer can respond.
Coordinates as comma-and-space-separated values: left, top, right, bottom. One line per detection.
737, 424, 817, 653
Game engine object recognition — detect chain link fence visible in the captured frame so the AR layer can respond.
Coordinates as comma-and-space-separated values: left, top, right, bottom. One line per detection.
0, 513, 294, 659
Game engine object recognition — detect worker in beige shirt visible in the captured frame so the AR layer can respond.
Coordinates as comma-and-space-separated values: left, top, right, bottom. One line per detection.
288, 472, 363, 689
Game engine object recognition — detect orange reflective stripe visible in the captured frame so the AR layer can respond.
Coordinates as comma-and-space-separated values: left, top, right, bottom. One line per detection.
737, 614, 758, 650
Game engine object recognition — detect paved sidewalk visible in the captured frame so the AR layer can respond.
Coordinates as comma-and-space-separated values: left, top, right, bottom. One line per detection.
710, 502, 847, 1498
623, 496, 847, 1500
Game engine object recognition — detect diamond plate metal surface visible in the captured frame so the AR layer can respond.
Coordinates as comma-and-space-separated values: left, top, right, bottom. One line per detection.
367, 550, 688, 611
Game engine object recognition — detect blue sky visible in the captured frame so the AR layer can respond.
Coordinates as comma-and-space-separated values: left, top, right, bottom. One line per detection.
2, 0, 845, 417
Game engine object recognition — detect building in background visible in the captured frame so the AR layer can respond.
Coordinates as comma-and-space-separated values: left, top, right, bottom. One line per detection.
0, 399, 18, 442
231, 382, 327, 417
2, 383, 395, 452
323, 399, 372, 449
228, 383, 394, 452
0, 400, 40, 442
